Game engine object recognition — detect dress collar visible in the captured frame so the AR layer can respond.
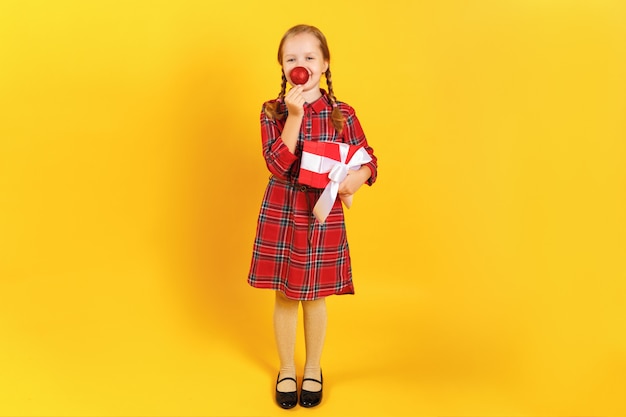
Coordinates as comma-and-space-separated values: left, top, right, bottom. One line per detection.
306, 89, 331, 114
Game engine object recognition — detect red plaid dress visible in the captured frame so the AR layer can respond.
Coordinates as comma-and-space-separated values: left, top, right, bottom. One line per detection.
248, 91, 377, 300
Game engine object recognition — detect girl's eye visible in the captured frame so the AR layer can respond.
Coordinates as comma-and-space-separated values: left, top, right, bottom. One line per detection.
306, 57, 315, 61
286, 58, 295, 63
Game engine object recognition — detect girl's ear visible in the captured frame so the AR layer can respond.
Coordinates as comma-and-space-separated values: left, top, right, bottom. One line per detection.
324, 60, 329, 73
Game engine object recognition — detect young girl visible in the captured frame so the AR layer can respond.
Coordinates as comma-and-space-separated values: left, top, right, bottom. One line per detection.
248, 24, 377, 409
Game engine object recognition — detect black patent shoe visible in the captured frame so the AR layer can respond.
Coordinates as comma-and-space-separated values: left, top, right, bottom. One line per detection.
275, 374, 298, 409
299, 371, 323, 408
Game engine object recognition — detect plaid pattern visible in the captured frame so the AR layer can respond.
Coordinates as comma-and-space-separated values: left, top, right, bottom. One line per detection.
248, 91, 377, 300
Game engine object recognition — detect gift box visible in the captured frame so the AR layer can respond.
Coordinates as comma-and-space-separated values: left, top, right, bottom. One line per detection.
299, 141, 372, 224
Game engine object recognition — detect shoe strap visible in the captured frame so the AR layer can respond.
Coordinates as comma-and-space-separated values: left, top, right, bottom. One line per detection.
302, 377, 322, 384
277, 376, 297, 384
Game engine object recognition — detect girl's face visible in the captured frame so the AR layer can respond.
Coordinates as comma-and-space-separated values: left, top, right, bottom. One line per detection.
281, 32, 329, 92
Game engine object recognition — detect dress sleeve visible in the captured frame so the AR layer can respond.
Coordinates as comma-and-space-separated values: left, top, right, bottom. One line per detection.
342, 105, 378, 185
260, 103, 298, 179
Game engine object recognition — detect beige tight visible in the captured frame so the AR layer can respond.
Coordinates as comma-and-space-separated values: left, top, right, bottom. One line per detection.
274, 291, 327, 392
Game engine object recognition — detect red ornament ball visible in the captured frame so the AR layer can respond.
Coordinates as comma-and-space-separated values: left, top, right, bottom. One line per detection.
290, 67, 309, 85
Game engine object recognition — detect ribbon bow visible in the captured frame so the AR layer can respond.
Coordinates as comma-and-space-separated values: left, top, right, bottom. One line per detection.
300, 142, 372, 224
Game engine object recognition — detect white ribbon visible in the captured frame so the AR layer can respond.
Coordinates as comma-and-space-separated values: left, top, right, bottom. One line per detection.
300, 143, 372, 224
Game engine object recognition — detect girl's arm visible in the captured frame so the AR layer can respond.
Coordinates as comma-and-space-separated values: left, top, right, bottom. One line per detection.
260, 87, 306, 178
337, 105, 377, 197
279, 85, 305, 154
338, 165, 372, 197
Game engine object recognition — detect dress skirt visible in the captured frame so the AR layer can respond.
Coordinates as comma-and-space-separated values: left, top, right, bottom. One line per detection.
248, 176, 354, 300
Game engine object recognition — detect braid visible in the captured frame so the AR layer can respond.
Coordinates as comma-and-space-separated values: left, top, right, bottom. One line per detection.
325, 68, 344, 133
278, 71, 288, 102
264, 72, 288, 120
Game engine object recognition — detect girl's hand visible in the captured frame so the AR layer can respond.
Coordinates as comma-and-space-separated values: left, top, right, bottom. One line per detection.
338, 166, 372, 198
284, 85, 306, 118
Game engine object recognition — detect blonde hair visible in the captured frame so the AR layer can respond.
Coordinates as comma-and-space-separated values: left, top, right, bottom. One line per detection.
264, 25, 344, 133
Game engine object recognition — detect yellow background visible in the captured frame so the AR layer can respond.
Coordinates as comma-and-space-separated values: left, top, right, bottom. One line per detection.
1, 0, 625, 416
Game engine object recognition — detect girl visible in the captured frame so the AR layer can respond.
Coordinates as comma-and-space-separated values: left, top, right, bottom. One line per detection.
248, 24, 377, 409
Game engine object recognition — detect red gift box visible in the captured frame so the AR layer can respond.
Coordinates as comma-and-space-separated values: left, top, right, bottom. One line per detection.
298, 141, 372, 224
299, 141, 368, 188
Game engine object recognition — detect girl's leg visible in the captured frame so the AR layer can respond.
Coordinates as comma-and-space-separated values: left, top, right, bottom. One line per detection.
274, 291, 299, 392
301, 297, 327, 391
